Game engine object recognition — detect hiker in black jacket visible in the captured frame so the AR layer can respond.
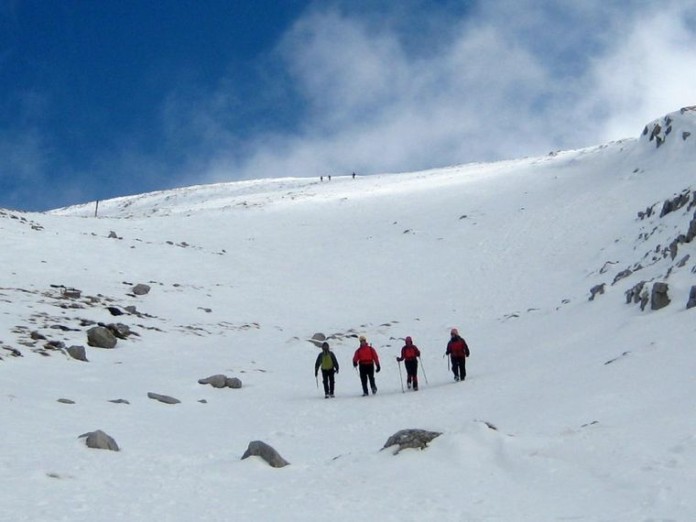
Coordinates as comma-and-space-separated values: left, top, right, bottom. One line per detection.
315, 342, 339, 398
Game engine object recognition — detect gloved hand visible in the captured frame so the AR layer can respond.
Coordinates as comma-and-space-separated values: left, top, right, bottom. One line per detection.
353, 362, 357, 368
335, 368, 339, 374
395, 357, 400, 362
376, 365, 381, 373
314, 372, 318, 377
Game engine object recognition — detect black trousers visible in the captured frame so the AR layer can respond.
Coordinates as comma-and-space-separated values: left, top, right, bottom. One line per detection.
358, 364, 377, 394
451, 356, 466, 380
321, 369, 335, 395
404, 359, 418, 388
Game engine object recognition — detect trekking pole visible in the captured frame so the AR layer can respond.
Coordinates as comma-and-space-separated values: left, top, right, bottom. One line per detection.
315, 373, 319, 389
419, 356, 429, 385
397, 359, 404, 393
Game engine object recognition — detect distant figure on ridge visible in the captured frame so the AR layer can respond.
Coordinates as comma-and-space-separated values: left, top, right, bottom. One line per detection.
396, 336, 421, 391
445, 328, 470, 381
352, 335, 380, 396
315, 342, 339, 398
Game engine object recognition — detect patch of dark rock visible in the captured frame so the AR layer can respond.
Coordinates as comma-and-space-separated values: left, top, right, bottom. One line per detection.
198, 374, 243, 389
382, 429, 442, 455
108, 399, 130, 405
66, 345, 88, 362
241, 440, 289, 468
107, 306, 125, 316
132, 284, 151, 296
651, 282, 670, 310
87, 326, 117, 348
57, 398, 75, 404
79, 429, 120, 451
687, 286, 696, 310
147, 392, 181, 404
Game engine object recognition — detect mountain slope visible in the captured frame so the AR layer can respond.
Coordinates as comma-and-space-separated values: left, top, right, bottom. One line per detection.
1, 108, 695, 521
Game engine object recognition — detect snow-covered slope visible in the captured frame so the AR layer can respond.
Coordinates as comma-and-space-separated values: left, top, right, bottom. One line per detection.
2, 108, 695, 521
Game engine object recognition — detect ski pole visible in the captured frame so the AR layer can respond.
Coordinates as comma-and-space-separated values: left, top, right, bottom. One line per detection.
419, 356, 429, 385
397, 359, 404, 393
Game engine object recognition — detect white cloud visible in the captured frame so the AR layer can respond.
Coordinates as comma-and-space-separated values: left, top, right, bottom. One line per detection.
192, 1, 696, 185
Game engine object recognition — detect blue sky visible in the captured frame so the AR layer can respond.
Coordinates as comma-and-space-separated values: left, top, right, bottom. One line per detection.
1, 0, 695, 211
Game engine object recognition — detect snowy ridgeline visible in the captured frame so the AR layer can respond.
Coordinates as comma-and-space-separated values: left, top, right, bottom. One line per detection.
1, 108, 695, 521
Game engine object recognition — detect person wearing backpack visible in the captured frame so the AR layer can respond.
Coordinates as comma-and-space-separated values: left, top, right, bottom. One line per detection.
445, 328, 470, 381
396, 336, 421, 391
315, 342, 339, 398
352, 335, 380, 396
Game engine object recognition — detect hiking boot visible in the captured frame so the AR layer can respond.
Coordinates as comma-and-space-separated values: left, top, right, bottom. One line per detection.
362, 392, 368, 397
325, 394, 329, 399
329, 394, 335, 398
371, 387, 378, 394
407, 381, 412, 390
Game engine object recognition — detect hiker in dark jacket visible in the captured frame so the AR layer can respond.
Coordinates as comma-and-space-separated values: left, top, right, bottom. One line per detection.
315, 342, 339, 398
352, 335, 380, 396
396, 336, 421, 390
445, 328, 470, 381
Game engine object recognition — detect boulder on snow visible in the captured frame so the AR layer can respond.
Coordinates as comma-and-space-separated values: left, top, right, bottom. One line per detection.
687, 285, 696, 309
198, 374, 228, 388
132, 284, 151, 296
241, 440, 289, 468
79, 429, 120, 451
198, 374, 243, 389
66, 345, 88, 362
147, 392, 181, 404
651, 282, 671, 310
226, 377, 243, 389
382, 429, 442, 455
87, 326, 117, 348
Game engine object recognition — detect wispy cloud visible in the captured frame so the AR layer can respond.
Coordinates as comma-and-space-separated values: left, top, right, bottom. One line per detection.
192, 0, 696, 186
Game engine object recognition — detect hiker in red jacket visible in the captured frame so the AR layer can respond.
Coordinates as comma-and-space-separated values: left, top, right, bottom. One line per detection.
396, 336, 421, 391
445, 328, 470, 381
352, 335, 380, 396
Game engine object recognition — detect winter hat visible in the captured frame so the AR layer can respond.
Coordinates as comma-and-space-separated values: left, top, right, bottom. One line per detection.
359, 335, 367, 342
405, 336, 413, 344
322, 342, 329, 350
450, 328, 459, 336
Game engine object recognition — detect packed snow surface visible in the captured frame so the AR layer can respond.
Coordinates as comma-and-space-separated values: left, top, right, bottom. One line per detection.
2, 109, 696, 521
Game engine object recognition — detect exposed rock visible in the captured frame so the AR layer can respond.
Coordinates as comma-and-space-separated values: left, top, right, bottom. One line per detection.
589, 283, 605, 301
241, 440, 289, 468
198, 374, 243, 389
79, 429, 120, 451
226, 377, 243, 389
147, 392, 181, 404
107, 306, 125, 316
651, 282, 671, 311
107, 322, 132, 339
108, 399, 130, 404
66, 345, 88, 362
382, 429, 442, 455
308, 332, 326, 348
57, 398, 75, 404
132, 284, 151, 296
87, 326, 117, 348
687, 286, 696, 310
198, 374, 228, 388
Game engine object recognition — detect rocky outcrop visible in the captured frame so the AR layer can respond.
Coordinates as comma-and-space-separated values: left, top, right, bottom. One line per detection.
147, 392, 181, 404
87, 326, 117, 348
382, 429, 442, 455
241, 441, 289, 468
79, 430, 120, 451
198, 374, 243, 389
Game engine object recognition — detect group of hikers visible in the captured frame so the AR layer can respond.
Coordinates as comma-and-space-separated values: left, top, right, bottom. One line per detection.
313, 328, 470, 398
